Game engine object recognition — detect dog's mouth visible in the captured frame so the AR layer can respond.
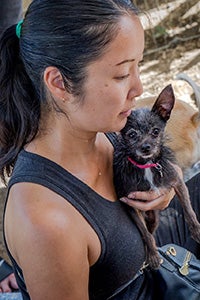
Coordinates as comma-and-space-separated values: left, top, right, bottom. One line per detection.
135, 149, 156, 161
140, 154, 154, 159
137, 154, 154, 160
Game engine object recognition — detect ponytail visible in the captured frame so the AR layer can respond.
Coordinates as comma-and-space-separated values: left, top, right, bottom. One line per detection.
0, 25, 40, 184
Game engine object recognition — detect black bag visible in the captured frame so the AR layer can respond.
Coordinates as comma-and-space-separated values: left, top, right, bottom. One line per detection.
107, 244, 200, 300
152, 243, 200, 300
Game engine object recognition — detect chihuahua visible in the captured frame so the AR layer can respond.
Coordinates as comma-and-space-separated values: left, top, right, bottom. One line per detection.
113, 85, 200, 269
135, 74, 200, 181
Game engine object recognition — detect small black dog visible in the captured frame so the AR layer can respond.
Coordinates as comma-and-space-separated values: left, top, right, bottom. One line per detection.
113, 85, 200, 269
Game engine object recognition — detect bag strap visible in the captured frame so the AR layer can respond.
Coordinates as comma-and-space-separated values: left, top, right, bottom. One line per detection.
0, 258, 13, 282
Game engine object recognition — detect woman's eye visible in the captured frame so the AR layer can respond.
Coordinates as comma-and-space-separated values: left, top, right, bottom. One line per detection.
114, 74, 130, 80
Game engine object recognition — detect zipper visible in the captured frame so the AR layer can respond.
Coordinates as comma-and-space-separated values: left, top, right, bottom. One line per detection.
179, 250, 192, 276
165, 246, 192, 276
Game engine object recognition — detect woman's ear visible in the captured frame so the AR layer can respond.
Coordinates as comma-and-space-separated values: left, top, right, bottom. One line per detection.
43, 66, 66, 99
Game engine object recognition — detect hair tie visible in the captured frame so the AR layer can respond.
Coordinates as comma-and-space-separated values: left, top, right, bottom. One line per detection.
16, 20, 23, 38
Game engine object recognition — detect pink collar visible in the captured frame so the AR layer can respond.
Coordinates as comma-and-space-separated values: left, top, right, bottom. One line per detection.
128, 157, 158, 169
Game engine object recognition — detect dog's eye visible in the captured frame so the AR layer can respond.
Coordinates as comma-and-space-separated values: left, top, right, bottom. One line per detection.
152, 128, 160, 137
127, 130, 137, 139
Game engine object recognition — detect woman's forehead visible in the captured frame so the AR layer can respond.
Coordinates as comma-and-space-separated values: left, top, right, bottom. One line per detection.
95, 15, 144, 68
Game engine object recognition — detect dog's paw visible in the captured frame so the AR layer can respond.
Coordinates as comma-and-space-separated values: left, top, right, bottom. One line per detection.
191, 227, 200, 244
188, 221, 200, 244
147, 252, 161, 269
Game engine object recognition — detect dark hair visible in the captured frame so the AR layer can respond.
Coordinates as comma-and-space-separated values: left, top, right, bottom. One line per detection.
0, 0, 138, 184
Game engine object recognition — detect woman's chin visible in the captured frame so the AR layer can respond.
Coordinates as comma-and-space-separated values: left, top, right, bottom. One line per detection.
110, 119, 128, 133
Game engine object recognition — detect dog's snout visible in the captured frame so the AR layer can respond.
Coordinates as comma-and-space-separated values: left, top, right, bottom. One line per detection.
141, 143, 151, 154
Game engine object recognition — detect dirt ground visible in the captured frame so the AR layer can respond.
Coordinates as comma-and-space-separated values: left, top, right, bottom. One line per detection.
138, 0, 200, 102
0, 0, 199, 263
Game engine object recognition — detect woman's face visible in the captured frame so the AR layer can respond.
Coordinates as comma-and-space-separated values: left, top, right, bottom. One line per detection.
67, 14, 144, 133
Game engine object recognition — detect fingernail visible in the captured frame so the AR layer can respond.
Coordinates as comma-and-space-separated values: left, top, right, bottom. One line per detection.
119, 197, 127, 203
128, 192, 136, 199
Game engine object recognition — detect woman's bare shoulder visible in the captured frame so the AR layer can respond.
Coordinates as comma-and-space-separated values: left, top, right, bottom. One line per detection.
5, 182, 91, 299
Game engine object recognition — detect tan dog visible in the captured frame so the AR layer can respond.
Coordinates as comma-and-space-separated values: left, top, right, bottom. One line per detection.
135, 74, 200, 181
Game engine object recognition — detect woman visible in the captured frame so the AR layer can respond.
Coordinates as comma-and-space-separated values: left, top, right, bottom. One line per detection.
0, 1, 199, 299
0, 257, 18, 293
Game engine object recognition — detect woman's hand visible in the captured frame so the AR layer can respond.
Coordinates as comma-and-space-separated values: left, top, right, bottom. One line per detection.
120, 163, 182, 211
120, 187, 175, 211
0, 273, 18, 293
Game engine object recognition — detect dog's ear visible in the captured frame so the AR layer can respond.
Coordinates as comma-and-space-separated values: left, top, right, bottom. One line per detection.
151, 84, 175, 121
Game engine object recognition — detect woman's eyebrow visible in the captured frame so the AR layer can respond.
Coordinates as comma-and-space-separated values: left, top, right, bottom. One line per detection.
115, 58, 135, 66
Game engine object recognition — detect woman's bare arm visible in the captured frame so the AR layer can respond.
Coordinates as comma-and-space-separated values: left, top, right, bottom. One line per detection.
5, 183, 93, 300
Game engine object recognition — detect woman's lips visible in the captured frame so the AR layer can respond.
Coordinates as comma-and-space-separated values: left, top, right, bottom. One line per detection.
120, 109, 132, 117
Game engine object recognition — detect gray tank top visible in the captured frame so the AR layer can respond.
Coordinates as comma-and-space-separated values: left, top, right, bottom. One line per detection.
3, 134, 148, 300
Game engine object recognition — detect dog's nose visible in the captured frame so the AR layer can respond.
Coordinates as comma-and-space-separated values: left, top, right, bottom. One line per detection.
141, 143, 151, 154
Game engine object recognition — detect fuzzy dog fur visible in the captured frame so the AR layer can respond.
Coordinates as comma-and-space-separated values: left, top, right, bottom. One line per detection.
113, 85, 200, 269
135, 74, 200, 181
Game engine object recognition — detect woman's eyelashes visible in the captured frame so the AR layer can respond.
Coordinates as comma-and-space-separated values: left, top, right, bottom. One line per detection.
114, 74, 130, 80
114, 60, 144, 81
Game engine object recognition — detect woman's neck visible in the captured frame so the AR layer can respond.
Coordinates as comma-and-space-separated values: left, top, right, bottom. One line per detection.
26, 128, 116, 201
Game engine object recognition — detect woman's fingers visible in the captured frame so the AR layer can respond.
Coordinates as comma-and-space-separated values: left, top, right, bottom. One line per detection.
120, 187, 175, 211
0, 277, 12, 293
0, 273, 18, 293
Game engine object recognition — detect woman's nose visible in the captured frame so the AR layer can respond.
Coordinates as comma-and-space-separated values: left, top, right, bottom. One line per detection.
127, 75, 143, 100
